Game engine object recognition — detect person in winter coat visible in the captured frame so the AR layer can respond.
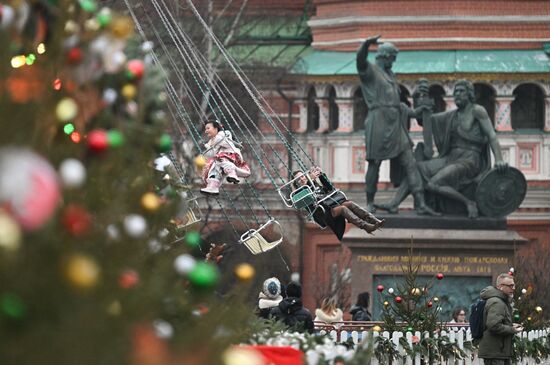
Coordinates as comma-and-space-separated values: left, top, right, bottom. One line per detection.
478, 273, 524, 365
257, 277, 283, 319
200, 120, 250, 195
314, 297, 343, 325
291, 167, 383, 240
349, 292, 372, 321
269, 282, 314, 333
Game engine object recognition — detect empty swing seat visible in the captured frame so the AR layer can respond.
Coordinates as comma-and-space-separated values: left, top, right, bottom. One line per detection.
175, 198, 202, 230
239, 219, 283, 255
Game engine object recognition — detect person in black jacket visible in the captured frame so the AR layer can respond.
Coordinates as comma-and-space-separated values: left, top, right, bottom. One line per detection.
292, 167, 383, 240
349, 292, 372, 321
269, 282, 314, 333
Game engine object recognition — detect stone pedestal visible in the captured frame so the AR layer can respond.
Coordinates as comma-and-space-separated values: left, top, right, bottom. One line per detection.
343, 213, 527, 318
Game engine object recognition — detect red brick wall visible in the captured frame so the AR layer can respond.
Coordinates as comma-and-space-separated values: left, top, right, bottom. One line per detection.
310, 0, 550, 51
314, 0, 550, 17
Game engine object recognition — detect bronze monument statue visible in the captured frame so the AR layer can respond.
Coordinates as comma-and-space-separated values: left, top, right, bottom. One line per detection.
375, 79, 527, 218
356, 35, 437, 216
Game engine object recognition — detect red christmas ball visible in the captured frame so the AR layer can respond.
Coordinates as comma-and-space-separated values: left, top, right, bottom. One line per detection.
376, 284, 384, 292
87, 129, 109, 152
126, 59, 145, 80
67, 47, 83, 64
436, 273, 444, 280
62, 204, 92, 236
508, 271, 514, 276
427, 301, 433, 308
395, 296, 402, 304
118, 269, 139, 289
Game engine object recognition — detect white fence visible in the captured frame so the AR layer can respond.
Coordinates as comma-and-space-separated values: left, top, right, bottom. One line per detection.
317, 326, 549, 365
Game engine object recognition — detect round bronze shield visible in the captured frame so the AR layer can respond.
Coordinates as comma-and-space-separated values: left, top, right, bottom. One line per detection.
475, 167, 527, 217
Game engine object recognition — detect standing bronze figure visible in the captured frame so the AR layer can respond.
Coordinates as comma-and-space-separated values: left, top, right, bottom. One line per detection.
357, 35, 436, 215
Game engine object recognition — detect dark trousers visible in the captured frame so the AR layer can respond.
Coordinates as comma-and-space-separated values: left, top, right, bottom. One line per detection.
483, 359, 512, 365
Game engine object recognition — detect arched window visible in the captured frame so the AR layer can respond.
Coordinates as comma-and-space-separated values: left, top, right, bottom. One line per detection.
327, 86, 339, 132
511, 84, 545, 130
353, 87, 368, 131
307, 87, 319, 132
429, 84, 446, 114
474, 83, 496, 126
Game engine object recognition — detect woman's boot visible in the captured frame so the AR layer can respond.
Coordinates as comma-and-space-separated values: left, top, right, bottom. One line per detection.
348, 202, 385, 228
340, 206, 377, 234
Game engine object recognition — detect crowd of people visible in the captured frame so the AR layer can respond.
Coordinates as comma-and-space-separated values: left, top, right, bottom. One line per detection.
256, 276, 473, 330
256, 273, 523, 364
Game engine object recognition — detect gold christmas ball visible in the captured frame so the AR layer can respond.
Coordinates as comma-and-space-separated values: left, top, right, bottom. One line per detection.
535, 306, 543, 313
527, 316, 532, 321
433, 297, 439, 302
64, 20, 80, 33
65, 254, 100, 289
84, 18, 100, 32
383, 301, 390, 307
194, 155, 207, 169
411, 287, 421, 296
141, 192, 161, 212
110, 16, 134, 39
107, 300, 122, 316
56, 97, 79, 122
372, 325, 382, 332
0, 211, 22, 252
222, 347, 264, 365
121, 84, 137, 101
234, 263, 255, 281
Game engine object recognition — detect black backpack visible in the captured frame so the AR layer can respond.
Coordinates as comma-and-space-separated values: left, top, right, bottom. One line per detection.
469, 299, 486, 339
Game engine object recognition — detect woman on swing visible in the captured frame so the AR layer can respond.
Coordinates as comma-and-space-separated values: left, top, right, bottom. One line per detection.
201, 120, 250, 195
292, 167, 383, 240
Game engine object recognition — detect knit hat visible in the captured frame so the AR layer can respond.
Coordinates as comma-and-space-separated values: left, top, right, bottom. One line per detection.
262, 277, 281, 299
286, 282, 302, 298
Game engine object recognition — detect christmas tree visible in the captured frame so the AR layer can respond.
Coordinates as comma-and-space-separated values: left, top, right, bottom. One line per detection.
375, 249, 444, 333
0, 1, 259, 364
511, 267, 546, 331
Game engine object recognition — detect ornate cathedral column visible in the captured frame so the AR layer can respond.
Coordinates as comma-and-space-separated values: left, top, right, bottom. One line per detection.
315, 97, 330, 133
495, 96, 514, 132
335, 98, 353, 132
545, 97, 550, 132
296, 98, 308, 133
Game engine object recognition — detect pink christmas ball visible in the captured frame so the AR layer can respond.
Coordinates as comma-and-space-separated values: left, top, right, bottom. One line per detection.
0, 148, 60, 230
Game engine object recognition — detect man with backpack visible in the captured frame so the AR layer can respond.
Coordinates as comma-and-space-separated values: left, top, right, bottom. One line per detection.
476, 273, 524, 365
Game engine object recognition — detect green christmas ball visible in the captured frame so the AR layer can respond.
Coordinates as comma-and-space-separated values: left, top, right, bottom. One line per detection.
1, 293, 26, 319
188, 262, 219, 288
96, 8, 112, 27
185, 231, 201, 248
79, 0, 97, 12
107, 130, 124, 148
406, 326, 414, 332
156, 134, 172, 153
514, 314, 520, 321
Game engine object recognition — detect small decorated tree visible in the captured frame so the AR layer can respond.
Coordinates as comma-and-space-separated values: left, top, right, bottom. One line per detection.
375, 249, 444, 333
511, 267, 546, 331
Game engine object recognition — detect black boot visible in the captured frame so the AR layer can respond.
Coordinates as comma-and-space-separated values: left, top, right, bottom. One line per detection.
373, 202, 398, 214
341, 206, 377, 234
366, 192, 376, 213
